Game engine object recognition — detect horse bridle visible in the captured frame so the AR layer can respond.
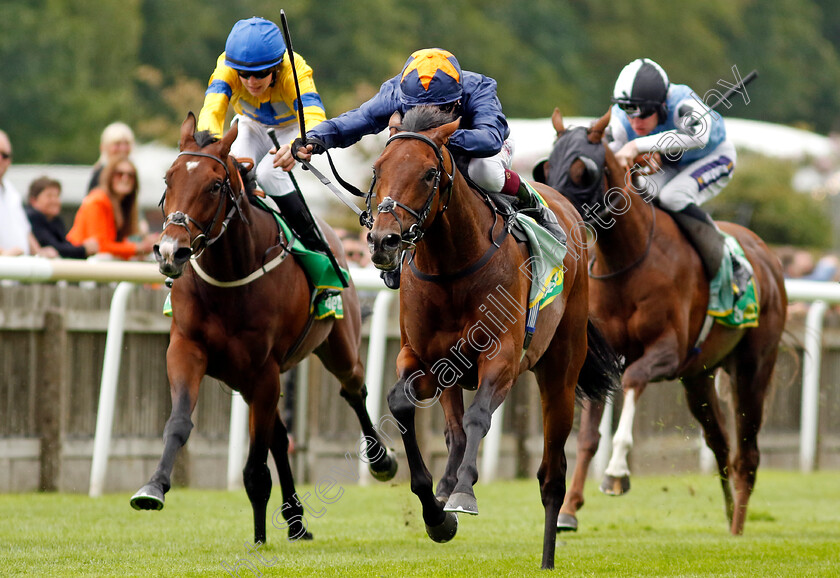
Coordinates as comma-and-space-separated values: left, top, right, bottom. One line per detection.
159, 151, 246, 258
374, 131, 454, 249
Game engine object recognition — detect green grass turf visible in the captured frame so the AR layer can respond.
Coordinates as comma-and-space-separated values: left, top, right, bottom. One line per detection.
1, 470, 838, 577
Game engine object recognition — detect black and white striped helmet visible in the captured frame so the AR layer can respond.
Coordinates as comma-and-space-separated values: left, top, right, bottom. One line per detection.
612, 59, 670, 120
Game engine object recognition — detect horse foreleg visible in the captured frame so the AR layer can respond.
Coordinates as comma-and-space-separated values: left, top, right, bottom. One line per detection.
268, 410, 312, 541
444, 366, 514, 516
602, 338, 679, 495
435, 387, 466, 503
131, 338, 205, 511
243, 375, 282, 544
386, 373, 457, 543
557, 398, 605, 532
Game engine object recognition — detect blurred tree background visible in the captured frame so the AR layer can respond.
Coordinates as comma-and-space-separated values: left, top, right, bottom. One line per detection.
2, 0, 839, 246
3, 0, 840, 162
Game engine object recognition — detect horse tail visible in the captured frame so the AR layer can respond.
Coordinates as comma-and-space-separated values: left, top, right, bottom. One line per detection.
575, 318, 623, 403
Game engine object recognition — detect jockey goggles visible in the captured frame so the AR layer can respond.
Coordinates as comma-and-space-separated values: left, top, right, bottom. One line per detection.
617, 102, 658, 119
237, 68, 273, 79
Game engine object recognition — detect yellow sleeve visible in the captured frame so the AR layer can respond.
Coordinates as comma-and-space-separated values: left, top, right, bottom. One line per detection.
278, 52, 327, 142
197, 53, 240, 138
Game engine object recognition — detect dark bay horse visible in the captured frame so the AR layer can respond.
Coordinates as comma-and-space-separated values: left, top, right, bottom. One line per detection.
130, 113, 397, 544
366, 107, 620, 569
540, 109, 786, 536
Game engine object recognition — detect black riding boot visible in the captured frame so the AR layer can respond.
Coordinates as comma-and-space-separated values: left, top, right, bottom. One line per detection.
271, 193, 330, 254
670, 204, 750, 296
515, 182, 567, 245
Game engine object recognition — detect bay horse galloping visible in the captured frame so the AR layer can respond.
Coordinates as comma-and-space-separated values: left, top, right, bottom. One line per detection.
130, 113, 397, 544
541, 109, 786, 535
366, 107, 620, 569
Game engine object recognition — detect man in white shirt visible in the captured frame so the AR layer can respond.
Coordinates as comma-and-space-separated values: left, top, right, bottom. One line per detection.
0, 130, 56, 257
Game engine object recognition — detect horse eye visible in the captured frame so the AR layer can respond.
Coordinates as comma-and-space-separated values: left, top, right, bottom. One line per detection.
211, 181, 222, 193
424, 168, 437, 183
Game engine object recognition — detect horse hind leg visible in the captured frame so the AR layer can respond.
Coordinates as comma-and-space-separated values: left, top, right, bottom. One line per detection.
729, 347, 777, 535
600, 387, 639, 496
268, 410, 312, 541
557, 398, 605, 532
434, 387, 466, 503
682, 371, 734, 526
316, 332, 398, 481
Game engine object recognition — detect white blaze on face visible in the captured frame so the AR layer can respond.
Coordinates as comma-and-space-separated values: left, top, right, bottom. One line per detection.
186, 161, 200, 172
156, 236, 179, 262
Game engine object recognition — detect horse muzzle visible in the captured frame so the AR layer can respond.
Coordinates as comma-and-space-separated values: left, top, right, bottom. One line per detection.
154, 236, 192, 278
367, 230, 402, 271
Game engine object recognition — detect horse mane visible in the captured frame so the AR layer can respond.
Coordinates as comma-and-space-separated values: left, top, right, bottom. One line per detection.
401, 106, 457, 133
193, 130, 218, 148
190, 129, 255, 195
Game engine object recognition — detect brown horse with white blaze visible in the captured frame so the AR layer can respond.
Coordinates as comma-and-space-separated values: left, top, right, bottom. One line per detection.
366, 107, 620, 569
130, 113, 398, 544
540, 109, 786, 536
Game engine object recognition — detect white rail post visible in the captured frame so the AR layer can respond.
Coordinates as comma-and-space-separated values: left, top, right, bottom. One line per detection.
800, 300, 827, 472
481, 400, 505, 483
89, 281, 136, 497
227, 393, 250, 490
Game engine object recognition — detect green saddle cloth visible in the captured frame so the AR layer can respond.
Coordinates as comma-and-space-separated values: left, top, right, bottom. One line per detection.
514, 185, 566, 310
163, 198, 348, 320
707, 233, 759, 328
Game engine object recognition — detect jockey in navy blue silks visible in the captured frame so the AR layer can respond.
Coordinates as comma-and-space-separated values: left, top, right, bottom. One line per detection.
607, 58, 751, 296
293, 48, 565, 242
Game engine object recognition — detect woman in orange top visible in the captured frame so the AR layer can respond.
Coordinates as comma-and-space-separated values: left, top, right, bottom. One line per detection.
68, 157, 156, 259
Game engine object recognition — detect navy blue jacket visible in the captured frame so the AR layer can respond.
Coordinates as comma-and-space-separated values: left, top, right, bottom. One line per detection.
307, 71, 510, 158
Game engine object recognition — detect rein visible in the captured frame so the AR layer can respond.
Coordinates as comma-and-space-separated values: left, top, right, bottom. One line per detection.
588, 200, 656, 279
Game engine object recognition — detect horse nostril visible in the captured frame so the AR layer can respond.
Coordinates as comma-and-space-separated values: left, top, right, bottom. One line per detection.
382, 233, 402, 252
173, 247, 192, 264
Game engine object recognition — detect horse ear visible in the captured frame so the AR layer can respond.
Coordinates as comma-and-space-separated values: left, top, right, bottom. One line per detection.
388, 111, 402, 137
551, 108, 565, 135
179, 112, 197, 151
433, 117, 461, 145
219, 120, 239, 156
588, 109, 611, 144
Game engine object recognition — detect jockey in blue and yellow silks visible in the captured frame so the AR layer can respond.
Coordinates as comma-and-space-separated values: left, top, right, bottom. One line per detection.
290, 48, 566, 244
197, 17, 329, 253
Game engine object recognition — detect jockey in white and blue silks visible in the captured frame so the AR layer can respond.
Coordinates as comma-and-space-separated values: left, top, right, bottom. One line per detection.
292, 48, 566, 244
606, 58, 750, 295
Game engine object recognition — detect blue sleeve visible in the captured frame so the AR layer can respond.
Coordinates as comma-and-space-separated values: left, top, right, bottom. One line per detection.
307, 76, 403, 149
447, 72, 509, 158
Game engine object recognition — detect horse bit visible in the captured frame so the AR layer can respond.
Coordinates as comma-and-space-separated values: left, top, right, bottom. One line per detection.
159, 151, 246, 259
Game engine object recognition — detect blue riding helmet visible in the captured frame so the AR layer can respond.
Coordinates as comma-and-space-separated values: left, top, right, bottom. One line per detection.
224, 17, 286, 72
398, 48, 463, 106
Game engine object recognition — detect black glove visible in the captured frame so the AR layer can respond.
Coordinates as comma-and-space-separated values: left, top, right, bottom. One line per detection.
292, 137, 325, 160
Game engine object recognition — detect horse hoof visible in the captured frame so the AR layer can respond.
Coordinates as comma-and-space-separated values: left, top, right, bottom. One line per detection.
130, 485, 165, 511
600, 474, 631, 496
425, 511, 459, 543
369, 448, 398, 482
556, 513, 578, 532
444, 492, 478, 515
288, 530, 314, 541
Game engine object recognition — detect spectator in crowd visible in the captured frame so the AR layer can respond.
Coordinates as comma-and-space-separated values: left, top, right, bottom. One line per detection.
87, 122, 135, 193
68, 156, 157, 260
0, 130, 58, 257
26, 176, 98, 259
